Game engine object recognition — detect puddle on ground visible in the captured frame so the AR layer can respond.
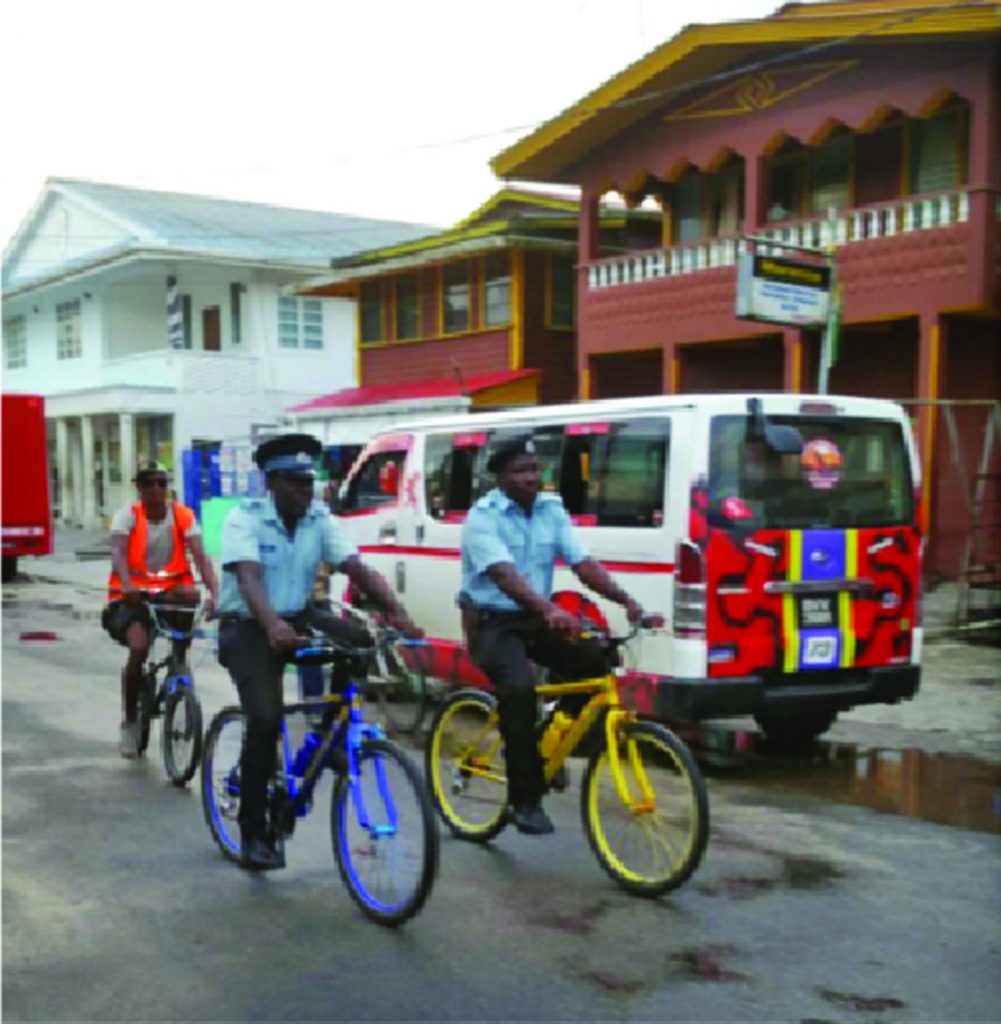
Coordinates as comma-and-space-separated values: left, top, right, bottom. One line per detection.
690, 726, 1001, 836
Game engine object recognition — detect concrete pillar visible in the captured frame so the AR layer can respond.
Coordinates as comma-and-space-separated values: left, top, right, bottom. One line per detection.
915, 312, 947, 539
70, 420, 84, 524
80, 414, 97, 526
119, 412, 135, 506
100, 417, 111, 517
967, 53, 1000, 308
743, 153, 767, 233
662, 342, 680, 395
55, 417, 70, 525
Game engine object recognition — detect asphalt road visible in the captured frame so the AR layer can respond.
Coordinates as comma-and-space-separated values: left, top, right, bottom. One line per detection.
3, 585, 1001, 1022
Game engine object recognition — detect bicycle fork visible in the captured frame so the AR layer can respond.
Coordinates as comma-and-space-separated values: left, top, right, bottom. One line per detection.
345, 717, 399, 839
604, 710, 656, 815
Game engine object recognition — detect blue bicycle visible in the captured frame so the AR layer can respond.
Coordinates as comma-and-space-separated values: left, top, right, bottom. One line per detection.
136, 601, 204, 786
200, 628, 439, 927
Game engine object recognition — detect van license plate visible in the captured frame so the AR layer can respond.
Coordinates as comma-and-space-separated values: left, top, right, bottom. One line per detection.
799, 594, 837, 629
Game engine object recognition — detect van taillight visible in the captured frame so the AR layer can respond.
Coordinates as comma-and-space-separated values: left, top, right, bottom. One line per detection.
673, 540, 706, 637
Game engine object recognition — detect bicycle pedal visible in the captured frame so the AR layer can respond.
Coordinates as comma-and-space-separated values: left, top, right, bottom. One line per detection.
549, 765, 570, 792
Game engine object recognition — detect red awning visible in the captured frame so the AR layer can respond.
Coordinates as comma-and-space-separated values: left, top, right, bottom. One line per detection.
286, 369, 540, 414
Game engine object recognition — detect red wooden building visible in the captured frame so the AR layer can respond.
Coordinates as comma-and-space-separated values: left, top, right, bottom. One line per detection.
491, 0, 1000, 580
300, 188, 658, 407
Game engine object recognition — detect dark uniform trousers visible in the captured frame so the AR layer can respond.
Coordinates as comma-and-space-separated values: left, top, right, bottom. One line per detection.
466, 609, 609, 807
217, 607, 369, 840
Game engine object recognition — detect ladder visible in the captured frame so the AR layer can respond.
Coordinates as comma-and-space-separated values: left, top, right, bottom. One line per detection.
951, 402, 1001, 629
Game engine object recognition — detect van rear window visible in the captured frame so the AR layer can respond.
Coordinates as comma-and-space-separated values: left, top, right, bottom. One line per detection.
708, 415, 914, 529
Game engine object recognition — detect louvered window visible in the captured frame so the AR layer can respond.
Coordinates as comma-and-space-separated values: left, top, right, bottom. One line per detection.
910, 106, 967, 195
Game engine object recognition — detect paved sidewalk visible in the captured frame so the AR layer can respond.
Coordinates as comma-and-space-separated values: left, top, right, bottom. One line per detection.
9, 527, 1000, 761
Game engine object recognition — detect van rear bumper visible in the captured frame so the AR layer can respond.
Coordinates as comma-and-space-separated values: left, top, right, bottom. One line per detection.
656, 665, 921, 722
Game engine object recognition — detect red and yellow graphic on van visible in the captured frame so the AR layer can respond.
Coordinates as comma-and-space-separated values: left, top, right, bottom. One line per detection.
702, 411, 920, 679
704, 524, 919, 678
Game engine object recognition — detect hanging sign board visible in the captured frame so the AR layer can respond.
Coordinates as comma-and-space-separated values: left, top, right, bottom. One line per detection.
735, 250, 831, 327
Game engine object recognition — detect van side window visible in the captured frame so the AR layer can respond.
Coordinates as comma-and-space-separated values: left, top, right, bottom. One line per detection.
424, 433, 480, 519
561, 418, 670, 527
341, 450, 406, 512
473, 427, 565, 502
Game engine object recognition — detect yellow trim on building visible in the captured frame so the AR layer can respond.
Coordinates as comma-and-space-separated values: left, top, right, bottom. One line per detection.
920, 321, 941, 529
490, 4, 999, 179
470, 374, 539, 408
510, 248, 525, 370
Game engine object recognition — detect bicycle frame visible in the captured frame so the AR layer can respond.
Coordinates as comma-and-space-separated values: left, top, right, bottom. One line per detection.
455, 671, 660, 817
275, 684, 401, 837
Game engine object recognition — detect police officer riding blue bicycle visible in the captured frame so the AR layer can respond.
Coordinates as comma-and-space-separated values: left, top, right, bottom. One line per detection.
216, 432, 419, 871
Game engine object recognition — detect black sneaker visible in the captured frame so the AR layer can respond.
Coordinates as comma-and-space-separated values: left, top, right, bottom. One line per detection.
240, 837, 286, 871
549, 764, 569, 792
510, 803, 555, 836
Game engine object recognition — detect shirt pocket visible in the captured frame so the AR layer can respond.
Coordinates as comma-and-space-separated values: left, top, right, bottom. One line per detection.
532, 540, 556, 568
258, 542, 284, 569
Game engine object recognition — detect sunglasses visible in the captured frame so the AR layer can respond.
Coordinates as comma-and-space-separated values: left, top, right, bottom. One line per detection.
139, 478, 170, 489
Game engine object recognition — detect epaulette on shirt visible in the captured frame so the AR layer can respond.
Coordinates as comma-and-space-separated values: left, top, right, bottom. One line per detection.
473, 490, 565, 512
239, 497, 267, 513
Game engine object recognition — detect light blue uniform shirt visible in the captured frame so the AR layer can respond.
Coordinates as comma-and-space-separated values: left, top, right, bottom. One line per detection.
218, 496, 357, 617
459, 488, 588, 611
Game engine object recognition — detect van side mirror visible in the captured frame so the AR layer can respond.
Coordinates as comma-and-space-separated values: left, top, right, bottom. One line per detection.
747, 397, 803, 455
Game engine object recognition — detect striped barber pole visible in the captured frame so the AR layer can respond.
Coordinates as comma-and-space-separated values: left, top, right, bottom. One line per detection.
166, 276, 184, 349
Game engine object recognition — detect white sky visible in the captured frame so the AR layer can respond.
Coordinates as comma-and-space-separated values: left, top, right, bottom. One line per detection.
2, 0, 785, 250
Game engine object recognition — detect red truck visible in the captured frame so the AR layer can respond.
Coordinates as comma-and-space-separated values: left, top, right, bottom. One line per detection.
2, 393, 53, 582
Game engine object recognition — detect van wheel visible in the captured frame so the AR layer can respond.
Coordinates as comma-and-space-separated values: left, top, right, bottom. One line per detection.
1, 556, 17, 583
754, 711, 837, 748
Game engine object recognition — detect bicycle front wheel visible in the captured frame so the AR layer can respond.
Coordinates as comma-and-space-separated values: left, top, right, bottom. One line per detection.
201, 707, 245, 863
582, 720, 709, 897
162, 684, 203, 787
136, 671, 156, 756
332, 738, 439, 927
425, 689, 508, 842
372, 642, 428, 737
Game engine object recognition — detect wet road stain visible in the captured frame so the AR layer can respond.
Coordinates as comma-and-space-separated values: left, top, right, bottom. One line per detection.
696, 727, 1001, 835
697, 852, 844, 900
579, 969, 645, 994
530, 899, 611, 935
665, 945, 753, 983
817, 988, 906, 1012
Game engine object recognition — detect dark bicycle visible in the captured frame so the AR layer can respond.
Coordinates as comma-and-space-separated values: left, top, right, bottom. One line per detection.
136, 601, 205, 786
200, 628, 439, 927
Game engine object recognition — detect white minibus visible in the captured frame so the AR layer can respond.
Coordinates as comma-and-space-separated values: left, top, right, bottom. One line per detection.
335, 393, 922, 744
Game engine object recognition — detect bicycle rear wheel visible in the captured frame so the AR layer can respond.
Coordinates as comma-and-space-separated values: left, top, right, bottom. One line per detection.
162, 683, 203, 787
372, 642, 428, 737
582, 720, 708, 897
425, 689, 508, 843
332, 738, 439, 927
201, 707, 245, 863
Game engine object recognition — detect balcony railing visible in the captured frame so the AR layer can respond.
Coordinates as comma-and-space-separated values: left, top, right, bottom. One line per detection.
587, 188, 973, 291
102, 348, 258, 394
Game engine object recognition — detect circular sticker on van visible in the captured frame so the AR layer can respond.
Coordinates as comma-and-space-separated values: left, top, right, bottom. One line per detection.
800, 437, 843, 490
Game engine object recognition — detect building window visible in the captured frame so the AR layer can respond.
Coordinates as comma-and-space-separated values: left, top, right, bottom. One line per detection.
442, 263, 470, 334
229, 283, 243, 345
278, 296, 324, 350
767, 140, 808, 222
395, 274, 419, 340
360, 281, 384, 344
706, 158, 745, 236
909, 101, 968, 195
548, 254, 575, 329
672, 169, 705, 242
810, 131, 852, 215
4, 315, 27, 369
56, 299, 82, 360
484, 253, 511, 326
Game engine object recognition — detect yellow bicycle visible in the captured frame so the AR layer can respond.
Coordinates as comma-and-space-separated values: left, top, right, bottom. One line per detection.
425, 620, 709, 897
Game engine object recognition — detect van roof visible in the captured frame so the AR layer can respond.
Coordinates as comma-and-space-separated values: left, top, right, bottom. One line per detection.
371, 392, 907, 437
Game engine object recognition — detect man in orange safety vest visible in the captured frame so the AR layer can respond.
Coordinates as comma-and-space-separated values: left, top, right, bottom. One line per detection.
104, 460, 219, 758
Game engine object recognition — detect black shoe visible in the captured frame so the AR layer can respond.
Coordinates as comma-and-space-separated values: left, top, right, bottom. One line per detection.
510, 803, 555, 836
549, 765, 569, 792
240, 837, 285, 871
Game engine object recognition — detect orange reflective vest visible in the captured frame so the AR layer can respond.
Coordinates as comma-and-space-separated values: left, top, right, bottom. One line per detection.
108, 501, 197, 600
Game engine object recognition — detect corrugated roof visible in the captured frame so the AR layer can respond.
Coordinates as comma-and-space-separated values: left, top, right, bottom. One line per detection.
54, 178, 436, 263
286, 369, 540, 413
